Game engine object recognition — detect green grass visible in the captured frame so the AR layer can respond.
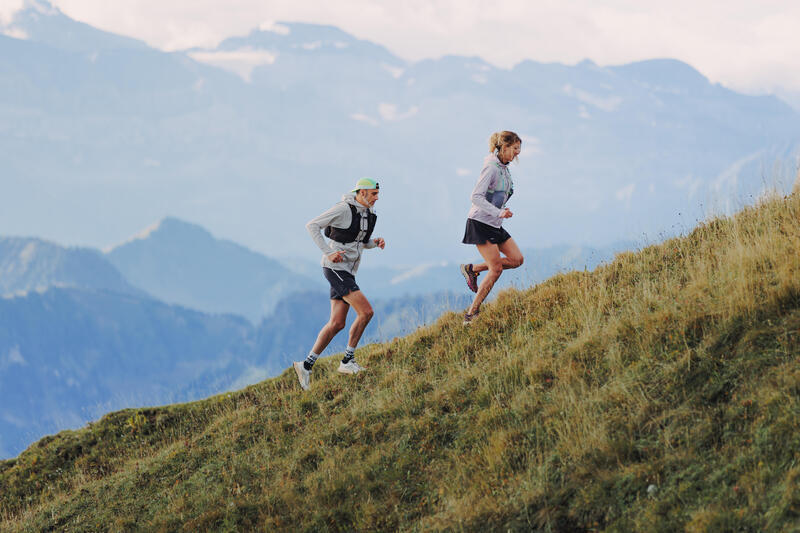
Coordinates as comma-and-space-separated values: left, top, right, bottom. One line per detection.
2, 192, 800, 532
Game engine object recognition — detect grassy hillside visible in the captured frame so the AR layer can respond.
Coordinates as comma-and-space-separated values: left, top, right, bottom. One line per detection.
2, 192, 799, 532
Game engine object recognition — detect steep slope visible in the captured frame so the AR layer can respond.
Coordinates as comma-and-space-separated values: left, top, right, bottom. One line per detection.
105, 217, 322, 322
1, 193, 799, 530
0, 236, 140, 296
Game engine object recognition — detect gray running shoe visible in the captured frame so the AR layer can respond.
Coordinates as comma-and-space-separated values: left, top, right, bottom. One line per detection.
337, 360, 365, 374
293, 361, 311, 390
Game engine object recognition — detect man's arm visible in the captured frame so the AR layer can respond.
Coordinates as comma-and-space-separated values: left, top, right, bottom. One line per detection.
305, 202, 351, 255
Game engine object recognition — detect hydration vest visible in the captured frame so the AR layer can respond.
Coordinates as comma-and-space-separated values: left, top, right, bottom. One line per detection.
486, 160, 514, 209
325, 203, 377, 244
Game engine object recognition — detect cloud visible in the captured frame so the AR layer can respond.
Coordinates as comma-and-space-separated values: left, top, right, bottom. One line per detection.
377, 103, 418, 121
615, 183, 635, 208
0, 0, 25, 27
1, 346, 27, 371
258, 20, 290, 35
350, 113, 379, 126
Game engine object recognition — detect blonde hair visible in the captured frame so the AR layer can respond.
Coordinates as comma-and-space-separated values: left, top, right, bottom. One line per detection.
489, 130, 522, 154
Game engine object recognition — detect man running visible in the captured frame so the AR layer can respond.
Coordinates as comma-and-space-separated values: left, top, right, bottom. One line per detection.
293, 178, 385, 390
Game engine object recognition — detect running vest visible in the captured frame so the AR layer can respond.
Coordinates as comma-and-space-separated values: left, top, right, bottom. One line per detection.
325, 203, 377, 244
486, 160, 514, 209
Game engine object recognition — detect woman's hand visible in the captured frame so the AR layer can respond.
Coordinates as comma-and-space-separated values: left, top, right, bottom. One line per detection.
327, 251, 345, 263
500, 208, 513, 218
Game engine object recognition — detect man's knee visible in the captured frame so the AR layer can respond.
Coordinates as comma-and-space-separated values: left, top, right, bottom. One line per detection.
359, 307, 374, 322
330, 318, 347, 332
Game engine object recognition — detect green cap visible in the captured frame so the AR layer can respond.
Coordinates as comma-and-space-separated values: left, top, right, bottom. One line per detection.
351, 177, 380, 192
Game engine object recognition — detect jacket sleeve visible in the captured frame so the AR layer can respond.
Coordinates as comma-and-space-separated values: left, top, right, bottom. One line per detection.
306, 203, 351, 255
470, 164, 503, 218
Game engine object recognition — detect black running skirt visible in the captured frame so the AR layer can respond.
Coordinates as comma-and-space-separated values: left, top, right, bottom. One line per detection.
462, 218, 511, 245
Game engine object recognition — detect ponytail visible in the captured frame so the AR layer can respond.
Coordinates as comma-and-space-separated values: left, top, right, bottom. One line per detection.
489, 130, 521, 153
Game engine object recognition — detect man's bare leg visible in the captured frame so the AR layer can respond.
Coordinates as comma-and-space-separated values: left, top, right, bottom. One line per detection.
310, 299, 350, 355
342, 290, 374, 348
294, 299, 350, 390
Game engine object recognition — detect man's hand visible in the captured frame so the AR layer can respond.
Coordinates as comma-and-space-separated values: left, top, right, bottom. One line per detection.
327, 251, 345, 263
500, 208, 513, 219
373, 238, 386, 249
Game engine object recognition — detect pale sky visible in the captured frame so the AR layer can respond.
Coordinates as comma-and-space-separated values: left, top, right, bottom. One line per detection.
3, 0, 800, 95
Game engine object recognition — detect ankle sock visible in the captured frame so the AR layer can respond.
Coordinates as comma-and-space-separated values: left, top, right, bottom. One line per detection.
303, 351, 319, 371
342, 346, 355, 364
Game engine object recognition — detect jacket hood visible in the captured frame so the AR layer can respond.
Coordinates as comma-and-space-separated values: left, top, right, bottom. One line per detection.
342, 193, 375, 212
484, 152, 507, 167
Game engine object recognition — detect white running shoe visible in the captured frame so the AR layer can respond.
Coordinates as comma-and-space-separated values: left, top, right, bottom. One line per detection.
337, 360, 365, 374
293, 361, 311, 390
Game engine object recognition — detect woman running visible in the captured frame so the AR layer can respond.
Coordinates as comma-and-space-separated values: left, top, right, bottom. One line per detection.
460, 131, 524, 325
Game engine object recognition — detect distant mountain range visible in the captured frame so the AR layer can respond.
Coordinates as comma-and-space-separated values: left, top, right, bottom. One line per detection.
2, 1, 798, 264
0, 236, 139, 296
105, 217, 322, 321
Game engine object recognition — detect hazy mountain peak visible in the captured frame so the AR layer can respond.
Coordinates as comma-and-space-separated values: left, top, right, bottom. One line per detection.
187, 20, 404, 81
3, 0, 147, 52
107, 217, 212, 252
611, 58, 708, 90
210, 20, 403, 63
23, 0, 57, 15
0, 236, 139, 296
105, 217, 321, 322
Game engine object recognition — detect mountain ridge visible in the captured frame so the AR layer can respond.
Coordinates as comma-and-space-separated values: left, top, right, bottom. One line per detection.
2, 3, 799, 261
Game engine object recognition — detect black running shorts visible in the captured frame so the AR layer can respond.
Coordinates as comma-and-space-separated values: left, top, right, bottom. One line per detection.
322, 267, 360, 300
462, 218, 511, 245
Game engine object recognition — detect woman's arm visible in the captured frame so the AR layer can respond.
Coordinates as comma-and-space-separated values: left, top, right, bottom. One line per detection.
470, 165, 503, 218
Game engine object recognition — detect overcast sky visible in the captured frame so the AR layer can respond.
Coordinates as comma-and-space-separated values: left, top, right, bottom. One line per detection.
3, 0, 800, 95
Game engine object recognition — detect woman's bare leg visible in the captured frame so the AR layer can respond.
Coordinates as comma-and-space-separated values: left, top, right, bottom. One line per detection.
471, 237, 524, 274
468, 243, 503, 315
468, 238, 525, 314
